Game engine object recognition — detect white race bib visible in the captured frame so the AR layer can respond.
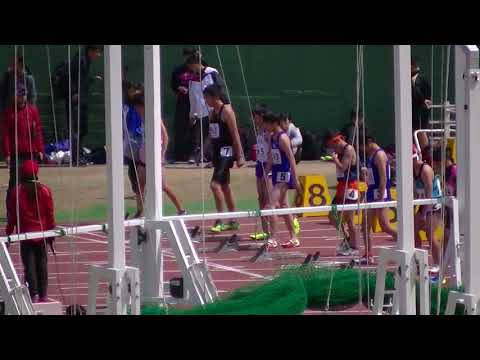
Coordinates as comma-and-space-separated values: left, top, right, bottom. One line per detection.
346, 188, 359, 201
272, 149, 282, 165
209, 123, 220, 139
256, 145, 267, 162
220, 146, 233, 157
373, 189, 387, 201
276, 171, 291, 183
366, 168, 375, 186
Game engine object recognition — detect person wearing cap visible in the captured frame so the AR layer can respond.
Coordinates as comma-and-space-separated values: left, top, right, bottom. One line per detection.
324, 129, 360, 256
6, 160, 56, 303
0, 55, 37, 114
412, 145, 443, 276
2, 85, 45, 208
65, 45, 103, 166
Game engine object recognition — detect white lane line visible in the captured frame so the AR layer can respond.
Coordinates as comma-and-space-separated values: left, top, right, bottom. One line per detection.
162, 250, 271, 280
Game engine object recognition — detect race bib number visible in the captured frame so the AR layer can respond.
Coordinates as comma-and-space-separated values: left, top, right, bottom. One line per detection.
374, 189, 387, 201
346, 188, 359, 201
272, 149, 282, 165
220, 146, 233, 157
257, 146, 267, 162
366, 168, 375, 186
276, 171, 291, 183
209, 123, 220, 139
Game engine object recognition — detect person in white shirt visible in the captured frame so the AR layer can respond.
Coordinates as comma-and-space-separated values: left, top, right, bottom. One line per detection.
185, 53, 228, 165
279, 113, 303, 163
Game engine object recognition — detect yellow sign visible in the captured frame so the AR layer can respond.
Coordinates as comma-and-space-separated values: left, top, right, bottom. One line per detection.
295, 175, 331, 217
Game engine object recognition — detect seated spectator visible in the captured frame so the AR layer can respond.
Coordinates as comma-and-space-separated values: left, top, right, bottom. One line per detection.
2, 86, 45, 208
0, 55, 37, 114
6, 160, 56, 303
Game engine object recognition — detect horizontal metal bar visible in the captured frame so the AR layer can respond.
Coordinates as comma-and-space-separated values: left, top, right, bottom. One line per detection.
148, 198, 443, 226
1, 219, 144, 244
0, 198, 445, 243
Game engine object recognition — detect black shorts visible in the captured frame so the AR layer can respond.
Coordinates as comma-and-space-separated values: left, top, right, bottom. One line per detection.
211, 154, 234, 185
127, 158, 145, 194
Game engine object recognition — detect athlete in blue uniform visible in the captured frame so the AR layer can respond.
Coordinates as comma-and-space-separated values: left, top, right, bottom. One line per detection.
263, 112, 302, 249
249, 104, 272, 240
360, 136, 397, 264
413, 146, 443, 271
203, 84, 245, 233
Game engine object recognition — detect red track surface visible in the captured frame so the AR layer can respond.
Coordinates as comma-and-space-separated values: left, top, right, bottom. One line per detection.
6, 216, 419, 315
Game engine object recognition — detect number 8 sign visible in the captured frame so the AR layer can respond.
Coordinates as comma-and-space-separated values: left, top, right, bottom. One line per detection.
296, 175, 332, 217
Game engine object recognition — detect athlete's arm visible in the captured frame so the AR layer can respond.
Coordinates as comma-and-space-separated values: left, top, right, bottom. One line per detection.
375, 152, 388, 201
223, 105, 245, 167
334, 146, 354, 172
265, 132, 272, 173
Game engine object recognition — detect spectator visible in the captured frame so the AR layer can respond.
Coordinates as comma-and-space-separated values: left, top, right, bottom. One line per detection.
2, 85, 45, 207
65, 45, 103, 166
170, 48, 202, 163
411, 57, 432, 165
280, 112, 303, 163
340, 109, 368, 142
0, 55, 37, 114
185, 52, 227, 164
6, 160, 56, 303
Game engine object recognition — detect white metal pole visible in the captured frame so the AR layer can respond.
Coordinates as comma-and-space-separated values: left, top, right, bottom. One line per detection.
393, 45, 416, 314
104, 45, 126, 270
457, 45, 480, 296
142, 45, 163, 301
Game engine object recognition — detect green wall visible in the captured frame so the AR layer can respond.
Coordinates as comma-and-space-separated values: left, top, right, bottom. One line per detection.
0, 45, 454, 152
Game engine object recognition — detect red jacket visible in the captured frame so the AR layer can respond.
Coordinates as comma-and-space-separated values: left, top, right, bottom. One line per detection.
6, 183, 55, 243
2, 104, 44, 158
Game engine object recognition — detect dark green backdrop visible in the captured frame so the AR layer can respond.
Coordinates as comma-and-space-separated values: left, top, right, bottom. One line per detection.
0, 45, 454, 152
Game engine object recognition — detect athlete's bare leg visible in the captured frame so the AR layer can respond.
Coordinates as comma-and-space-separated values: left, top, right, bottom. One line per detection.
277, 184, 295, 240
344, 211, 359, 249
162, 179, 184, 213
378, 207, 397, 241
210, 181, 225, 214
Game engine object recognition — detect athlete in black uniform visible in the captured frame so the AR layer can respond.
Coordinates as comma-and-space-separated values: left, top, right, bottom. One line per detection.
203, 84, 245, 232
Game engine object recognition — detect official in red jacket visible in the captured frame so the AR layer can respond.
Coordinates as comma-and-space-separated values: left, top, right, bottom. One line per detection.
6, 160, 55, 303
2, 86, 45, 204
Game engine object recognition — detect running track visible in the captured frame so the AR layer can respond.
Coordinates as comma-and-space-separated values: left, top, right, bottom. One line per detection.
5, 216, 428, 315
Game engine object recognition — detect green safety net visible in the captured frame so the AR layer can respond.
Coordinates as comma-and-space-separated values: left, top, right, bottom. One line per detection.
141, 266, 462, 316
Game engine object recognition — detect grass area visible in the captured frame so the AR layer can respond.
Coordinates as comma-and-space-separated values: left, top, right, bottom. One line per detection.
0, 161, 336, 225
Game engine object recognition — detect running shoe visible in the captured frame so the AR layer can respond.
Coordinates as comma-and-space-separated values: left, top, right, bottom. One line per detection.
250, 232, 269, 241
210, 221, 223, 233
177, 209, 187, 216
267, 239, 278, 249
210, 221, 240, 233
281, 238, 300, 249
293, 217, 301, 235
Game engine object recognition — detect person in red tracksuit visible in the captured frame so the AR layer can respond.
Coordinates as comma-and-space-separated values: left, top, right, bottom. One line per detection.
2, 86, 45, 206
6, 160, 55, 303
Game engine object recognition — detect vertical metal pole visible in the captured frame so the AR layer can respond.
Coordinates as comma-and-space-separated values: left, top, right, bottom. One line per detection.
457, 46, 480, 296
142, 45, 163, 301
393, 45, 416, 314
455, 47, 467, 243
105, 45, 126, 270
